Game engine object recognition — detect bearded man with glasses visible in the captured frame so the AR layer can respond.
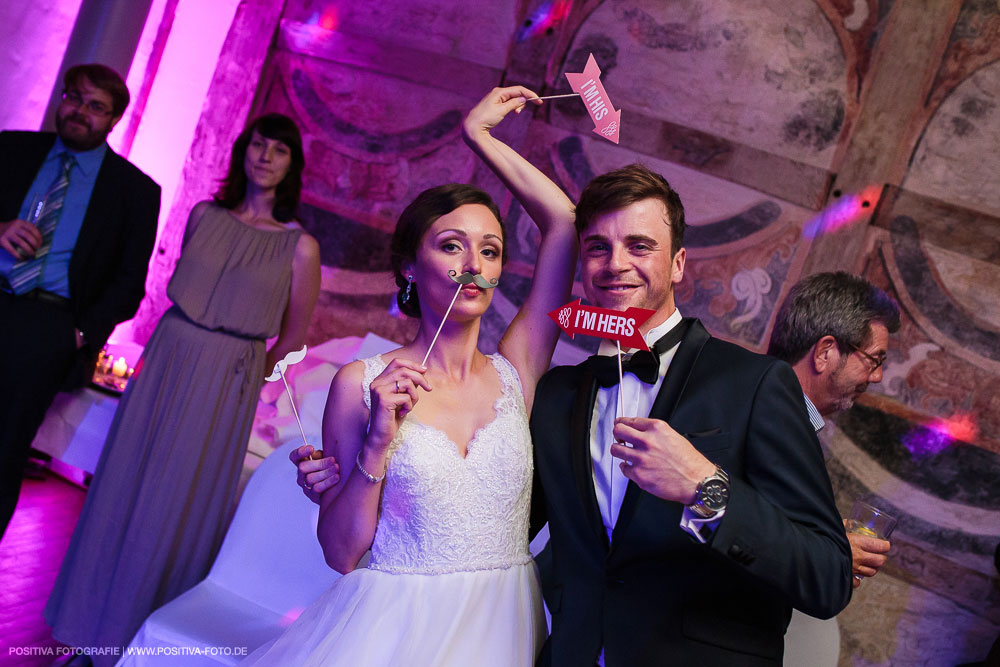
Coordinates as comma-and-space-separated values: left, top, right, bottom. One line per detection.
768, 270, 901, 665
0, 63, 160, 542
768, 271, 899, 421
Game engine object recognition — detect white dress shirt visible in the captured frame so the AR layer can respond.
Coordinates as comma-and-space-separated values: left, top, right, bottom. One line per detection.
589, 309, 722, 547
592, 309, 724, 665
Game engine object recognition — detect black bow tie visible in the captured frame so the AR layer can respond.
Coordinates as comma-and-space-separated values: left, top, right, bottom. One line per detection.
585, 319, 689, 387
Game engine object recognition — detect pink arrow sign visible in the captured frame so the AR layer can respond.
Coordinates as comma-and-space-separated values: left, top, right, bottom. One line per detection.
548, 299, 655, 350
565, 53, 621, 144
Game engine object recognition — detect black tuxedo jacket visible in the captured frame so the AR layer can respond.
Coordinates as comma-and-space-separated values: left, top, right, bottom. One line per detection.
0, 131, 160, 387
530, 319, 852, 666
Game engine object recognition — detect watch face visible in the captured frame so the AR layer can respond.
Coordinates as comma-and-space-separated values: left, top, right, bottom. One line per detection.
702, 478, 729, 511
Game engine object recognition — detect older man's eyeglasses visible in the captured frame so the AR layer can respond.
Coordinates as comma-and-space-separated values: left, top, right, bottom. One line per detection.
61, 90, 114, 117
849, 344, 886, 373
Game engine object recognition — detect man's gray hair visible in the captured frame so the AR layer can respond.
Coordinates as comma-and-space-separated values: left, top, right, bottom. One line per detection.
767, 271, 900, 364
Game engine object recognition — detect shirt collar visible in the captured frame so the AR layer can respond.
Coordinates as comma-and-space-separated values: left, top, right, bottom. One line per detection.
598, 308, 683, 356
803, 393, 825, 432
50, 136, 108, 177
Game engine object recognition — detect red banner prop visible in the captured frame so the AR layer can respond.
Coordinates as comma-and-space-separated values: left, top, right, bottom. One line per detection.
548, 299, 655, 350
564, 53, 621, 144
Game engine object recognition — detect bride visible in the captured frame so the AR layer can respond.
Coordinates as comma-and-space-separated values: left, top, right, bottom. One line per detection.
243, 87, 576, 665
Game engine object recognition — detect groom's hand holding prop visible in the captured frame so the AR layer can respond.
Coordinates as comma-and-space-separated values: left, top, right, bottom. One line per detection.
610, 418, 717, 505
550, 300, 716, 505
551, 298, 681, 501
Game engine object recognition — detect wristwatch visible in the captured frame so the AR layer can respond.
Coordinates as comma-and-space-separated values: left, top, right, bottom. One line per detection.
688, 466, 730, 519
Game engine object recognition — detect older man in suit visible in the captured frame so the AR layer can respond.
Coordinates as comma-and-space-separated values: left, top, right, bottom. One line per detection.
768, 271, 901, 666
529, 164, 852, 666
0, 63, 160, 541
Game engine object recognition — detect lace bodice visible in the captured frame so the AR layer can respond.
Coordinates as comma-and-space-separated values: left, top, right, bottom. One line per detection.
360, 353, 534, 575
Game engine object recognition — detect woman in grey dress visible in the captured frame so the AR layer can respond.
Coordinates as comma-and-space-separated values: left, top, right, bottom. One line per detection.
45, 113, 321, 665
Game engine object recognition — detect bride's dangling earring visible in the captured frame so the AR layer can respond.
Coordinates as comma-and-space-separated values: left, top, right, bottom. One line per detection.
402, 276, 414, 303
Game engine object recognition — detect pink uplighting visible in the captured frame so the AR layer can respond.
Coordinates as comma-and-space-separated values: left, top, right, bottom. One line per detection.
517, 0, 572, 41
902, 412, 979, 458
319, 7, 338, 31
280, 606, 307, 627
307, 6, 339, 31
803, 184, 882, 239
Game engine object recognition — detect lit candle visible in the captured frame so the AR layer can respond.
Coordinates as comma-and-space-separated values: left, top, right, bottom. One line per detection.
112, 357, 129, 377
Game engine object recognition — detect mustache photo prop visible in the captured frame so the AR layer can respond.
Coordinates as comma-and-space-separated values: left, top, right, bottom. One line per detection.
448, 270, 499, 289
265, 346, 310, 448
419, 270, 500, 367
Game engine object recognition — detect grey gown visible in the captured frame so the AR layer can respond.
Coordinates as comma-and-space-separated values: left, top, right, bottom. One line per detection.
44, 204, 302, 664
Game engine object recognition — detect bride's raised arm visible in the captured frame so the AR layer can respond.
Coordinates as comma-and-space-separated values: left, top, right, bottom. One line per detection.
463, 86, 578, 413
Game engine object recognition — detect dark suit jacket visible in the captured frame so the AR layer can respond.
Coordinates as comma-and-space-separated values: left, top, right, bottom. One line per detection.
0, 131, 160, 387
530, 319, 852, 666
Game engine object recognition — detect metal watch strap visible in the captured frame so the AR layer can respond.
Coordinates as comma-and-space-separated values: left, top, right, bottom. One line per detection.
688, 465, 729, 519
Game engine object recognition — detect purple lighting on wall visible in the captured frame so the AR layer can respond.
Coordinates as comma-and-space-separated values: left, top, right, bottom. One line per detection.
517, 0, 571, 41
902, 412, 978, 459
306, 6, 339, 32
802, 184, 882, 239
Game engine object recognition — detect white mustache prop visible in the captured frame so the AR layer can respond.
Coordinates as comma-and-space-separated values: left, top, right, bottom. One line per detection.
265, 345, 310, 448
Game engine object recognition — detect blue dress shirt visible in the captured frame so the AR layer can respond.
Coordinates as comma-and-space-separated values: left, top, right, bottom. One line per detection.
0, 136, 107, 297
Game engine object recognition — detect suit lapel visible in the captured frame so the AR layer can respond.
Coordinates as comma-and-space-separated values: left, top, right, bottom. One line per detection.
610, 318, 710, 547
1, 133, 55, 220
570, 367, 610, 552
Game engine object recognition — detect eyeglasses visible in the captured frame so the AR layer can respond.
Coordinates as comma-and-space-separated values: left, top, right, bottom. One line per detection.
61, 90, 114, 117
849, 344, 886, 373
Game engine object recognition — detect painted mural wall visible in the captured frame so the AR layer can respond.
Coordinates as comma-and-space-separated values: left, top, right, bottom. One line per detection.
0, 0, 83, 132
153, 0, 1000, 663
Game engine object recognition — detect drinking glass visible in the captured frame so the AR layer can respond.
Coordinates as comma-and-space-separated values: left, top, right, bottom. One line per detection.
846, 500, 897, 540
846, 500, 897, 583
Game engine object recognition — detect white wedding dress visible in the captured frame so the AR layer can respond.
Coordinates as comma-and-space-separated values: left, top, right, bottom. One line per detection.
242, 353, 545, 666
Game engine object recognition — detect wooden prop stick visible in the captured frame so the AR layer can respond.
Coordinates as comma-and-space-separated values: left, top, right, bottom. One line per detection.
526, 93, 581, 101
613, 340, 625, 501
616, 341, 625, 419
279, 369, 309, 447
422, 270, 500, 367
421, 284, 463, 368
265, 346, 310, 446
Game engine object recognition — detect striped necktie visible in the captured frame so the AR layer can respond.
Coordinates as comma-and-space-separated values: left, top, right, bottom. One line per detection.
8, 152, 75, 294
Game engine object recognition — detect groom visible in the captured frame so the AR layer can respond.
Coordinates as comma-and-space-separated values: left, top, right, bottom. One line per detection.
529, 164, 851, 665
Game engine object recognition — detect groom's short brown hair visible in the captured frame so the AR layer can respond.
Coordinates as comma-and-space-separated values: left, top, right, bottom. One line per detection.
574, 163, 686, 256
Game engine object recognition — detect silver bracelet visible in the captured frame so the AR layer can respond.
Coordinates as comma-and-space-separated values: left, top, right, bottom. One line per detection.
355, 451, 386, 484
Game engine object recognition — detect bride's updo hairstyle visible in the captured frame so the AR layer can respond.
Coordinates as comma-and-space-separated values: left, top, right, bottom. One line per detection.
390, 184, 507, 318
